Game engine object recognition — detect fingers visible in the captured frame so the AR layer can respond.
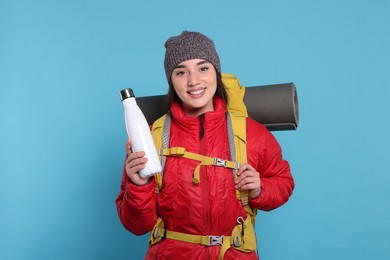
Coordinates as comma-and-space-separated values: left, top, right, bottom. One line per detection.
125, 139, 144, 162
125, 139, 132, 156
235, 163, 261, 198
123, 139, 151, 186
124, 138, 148, 173
126, 155, 148, 172
125, 150, 146, 164
237, 163, 255, 176
235, 171, 257, 190
125, 149, 147, 171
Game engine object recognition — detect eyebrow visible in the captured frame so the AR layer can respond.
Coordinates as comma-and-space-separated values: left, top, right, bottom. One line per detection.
174, 60, 211, 69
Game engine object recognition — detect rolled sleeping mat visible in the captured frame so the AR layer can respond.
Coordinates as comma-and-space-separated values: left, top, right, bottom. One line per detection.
244, 83, 299, 131
137, 83, 299, 131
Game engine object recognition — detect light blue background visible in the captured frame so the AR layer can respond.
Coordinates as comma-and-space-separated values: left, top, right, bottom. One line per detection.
1, 0, 389, 259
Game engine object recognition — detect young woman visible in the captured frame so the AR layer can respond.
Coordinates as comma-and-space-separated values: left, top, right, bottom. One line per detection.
116, 31, 294, 259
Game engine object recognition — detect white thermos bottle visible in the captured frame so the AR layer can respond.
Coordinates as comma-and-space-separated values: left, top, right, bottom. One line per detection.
119, 88, 162, 178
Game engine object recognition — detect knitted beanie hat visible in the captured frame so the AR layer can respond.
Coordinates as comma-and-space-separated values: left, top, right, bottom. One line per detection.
164, 31, 221, 81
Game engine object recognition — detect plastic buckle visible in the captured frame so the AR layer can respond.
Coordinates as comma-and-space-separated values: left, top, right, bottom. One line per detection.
208, 235, 224, 246
214, 158, 227, 167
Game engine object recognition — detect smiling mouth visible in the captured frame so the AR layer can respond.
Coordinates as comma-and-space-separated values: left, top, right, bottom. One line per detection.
188, 89, 205, 95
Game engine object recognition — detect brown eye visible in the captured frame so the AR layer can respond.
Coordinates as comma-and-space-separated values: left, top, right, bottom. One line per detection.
174, 70, 186, 76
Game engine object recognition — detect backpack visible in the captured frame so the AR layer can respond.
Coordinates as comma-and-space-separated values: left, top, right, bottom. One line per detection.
149, 73, 257, 259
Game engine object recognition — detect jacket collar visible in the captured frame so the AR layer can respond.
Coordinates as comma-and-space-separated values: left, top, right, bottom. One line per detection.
170, 97, 227, 130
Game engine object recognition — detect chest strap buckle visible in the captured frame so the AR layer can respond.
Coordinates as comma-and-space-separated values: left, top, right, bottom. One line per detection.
213, 158, 227, 167
208, 235, 224, 246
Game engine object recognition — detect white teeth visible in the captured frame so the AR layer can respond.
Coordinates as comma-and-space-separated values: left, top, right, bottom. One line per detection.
190, 89, 204, 95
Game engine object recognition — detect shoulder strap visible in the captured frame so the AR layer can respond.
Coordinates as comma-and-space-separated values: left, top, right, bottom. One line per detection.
151, 113, 171, 192
223, 73, 259, 221
228, 111, 258, 222
223, 73, 249, 206
227, 111, 248, 203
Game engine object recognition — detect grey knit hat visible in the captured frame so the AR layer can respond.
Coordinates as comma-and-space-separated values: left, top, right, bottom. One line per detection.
164, 31, 221, 81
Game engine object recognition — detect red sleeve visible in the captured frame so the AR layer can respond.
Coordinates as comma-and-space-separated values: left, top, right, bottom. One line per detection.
246, 118, 295, 211
115, 165, 157, 235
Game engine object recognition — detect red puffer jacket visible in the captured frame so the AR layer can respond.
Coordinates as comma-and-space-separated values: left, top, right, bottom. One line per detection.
116, 97, 294, 259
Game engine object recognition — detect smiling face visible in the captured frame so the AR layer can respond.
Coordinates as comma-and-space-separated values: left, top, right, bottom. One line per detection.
170, 59, 217, 117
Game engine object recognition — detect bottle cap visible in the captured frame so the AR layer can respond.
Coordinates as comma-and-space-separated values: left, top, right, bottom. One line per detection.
119, 88, 135, 101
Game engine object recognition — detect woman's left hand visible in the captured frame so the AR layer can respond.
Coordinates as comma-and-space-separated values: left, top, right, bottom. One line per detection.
235, 163, 261, 199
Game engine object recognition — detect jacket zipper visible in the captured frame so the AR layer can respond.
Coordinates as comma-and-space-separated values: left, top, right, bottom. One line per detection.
199, 114, 211, 260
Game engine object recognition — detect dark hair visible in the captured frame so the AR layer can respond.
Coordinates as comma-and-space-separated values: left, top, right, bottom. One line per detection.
165, 70, 227, 111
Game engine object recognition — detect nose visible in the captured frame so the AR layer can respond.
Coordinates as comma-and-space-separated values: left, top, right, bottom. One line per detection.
187, 72, 200, 87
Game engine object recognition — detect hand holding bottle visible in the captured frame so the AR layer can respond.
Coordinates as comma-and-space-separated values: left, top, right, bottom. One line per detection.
125, 139, 151, 186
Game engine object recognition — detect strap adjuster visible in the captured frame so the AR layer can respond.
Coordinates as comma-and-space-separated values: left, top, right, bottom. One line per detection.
208, 235, 224, 246
153, 226, 161, 238
233, 235, 243, 247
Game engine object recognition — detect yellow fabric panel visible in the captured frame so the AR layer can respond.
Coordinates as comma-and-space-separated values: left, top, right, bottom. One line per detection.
222, 73, 248, 117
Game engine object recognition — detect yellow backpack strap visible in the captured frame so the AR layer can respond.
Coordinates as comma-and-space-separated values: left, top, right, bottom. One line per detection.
160, 147, 240, 184
227, 111, 249, 205
223, 73, 258, 220
151, 113, 170, 193
224, 108, 259, 257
